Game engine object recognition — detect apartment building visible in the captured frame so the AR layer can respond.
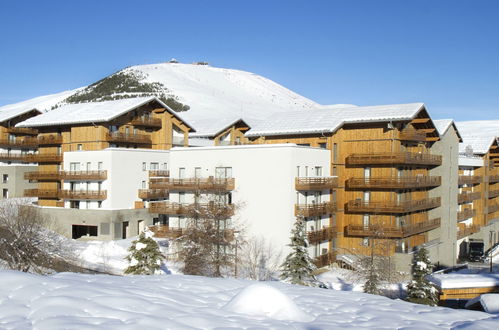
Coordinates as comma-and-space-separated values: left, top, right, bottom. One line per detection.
17, 97, 194, 207
186, 117, 250, 146
0, 104, 41, 198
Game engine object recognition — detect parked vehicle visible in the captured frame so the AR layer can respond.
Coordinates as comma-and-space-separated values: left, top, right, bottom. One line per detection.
468, 239, 485, 262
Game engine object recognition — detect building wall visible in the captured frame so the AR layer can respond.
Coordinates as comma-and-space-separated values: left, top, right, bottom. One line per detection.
0, 165, 38, 198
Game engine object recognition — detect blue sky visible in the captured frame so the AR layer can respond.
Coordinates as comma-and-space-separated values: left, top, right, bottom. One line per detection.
0, 0, 498, 120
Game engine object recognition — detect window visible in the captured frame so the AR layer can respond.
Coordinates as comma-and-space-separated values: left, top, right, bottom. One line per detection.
178, 192, 185, 204
150, 162, 159, 170
362, 238, 369, 246
133, 128, 138, 135
86, 162, 91, 171
314, 166, 322, 176
98, 162, 103, 170
319, 143, 327, 149
70, 162, 80, 171
125, 127, 130, 135
98, 201, 102, 208
109, 125, 118, 132
332, 166, 337, 176
2, 174, 8, 183
77, 144, 83, 151
162, 163, 168, 170
141, 180, 146, 189
333, 143, 338, 162
194, 167, 202, 178
179, 167, 185, 179
215, 167, 232, 178
296, 166, 300, 177
142, 162, 147, 171
2, 189, 8, 198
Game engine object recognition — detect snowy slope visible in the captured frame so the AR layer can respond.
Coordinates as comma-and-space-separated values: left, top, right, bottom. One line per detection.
0, 89, 80, 113
0, 271, 496, 329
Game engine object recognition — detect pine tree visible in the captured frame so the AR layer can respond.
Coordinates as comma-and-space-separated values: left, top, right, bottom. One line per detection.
406, 247, 439, 306
124, 230, 165, 275
280, 217, 318, 286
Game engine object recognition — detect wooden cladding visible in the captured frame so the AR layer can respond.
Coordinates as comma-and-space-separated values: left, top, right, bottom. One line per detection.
399, 129, 427, 142
488, 203, 499, 214
458, 191, 481, 204
149, 201, 235, 216
457, 208, 476, 221
295, 202, 337, 217
489, 175, 499, 183
457, 225, 481, 240
308, 227, 336, 244
6, 127, 38, 135
295, 177, 338, 190
346, 197, 441, 214
458, 175, 482, 185
149, 170, 170, 177
346, 152, 442, 166
0, 137, 38, 148
313, 251, 336, 268
345, 218, 441, 238
489, 190, 499, 199
138, 189, 169, 199
130, 117, 162, 128
24, 188, 59, 198
59, 190, 107, 200
60, 170, 107, 181
24, 171, 60, 181
149, 177, 235, 191
0, 153, 62, 163
37, 134, 63, 145
346, 176, 441, 189
106, 132, 151, 144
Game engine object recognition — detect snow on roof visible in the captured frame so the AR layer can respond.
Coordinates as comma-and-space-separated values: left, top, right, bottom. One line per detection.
185, 116, 249, 138
433, 119, 462, 142
16, 96, 194, 131
246, 102, 425, 137
188, 137, 215, 147
456, 120, 499, 154
0, 103, 41, 123
429, 273, 499, 289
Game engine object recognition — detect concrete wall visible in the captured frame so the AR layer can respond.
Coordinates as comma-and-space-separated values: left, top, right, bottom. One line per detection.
0, 165, 37, 198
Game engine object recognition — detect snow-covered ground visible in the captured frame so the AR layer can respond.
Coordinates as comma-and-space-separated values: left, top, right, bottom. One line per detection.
0, 270, 497, 329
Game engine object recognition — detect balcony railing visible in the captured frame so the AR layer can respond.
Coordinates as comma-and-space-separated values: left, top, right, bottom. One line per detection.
148, 225, 183, 239
295, 177, 338, 190
308, 227, 336, 244
24, 188, 60, 198
0, 153, 62, 163
489, 175, 499, 183
60, 171, 107, 181
24, 171, 60, 181
399, 129, 427, 142
59, 190, 107, 200
346, 176, 441, 189
345, 218, 441, 238
0, 137, 38, 148
6, 127, 38, 135
130, 117, 162, 128
457, 225, 481, 240
138, 189, 169, 199
149, 170, 169, 177
106, 132, 151, 144
37, 134, 63, 145
488, 203, 499, 214
458, 191, 481, 204
346, 197, 441, 214
149, 202, 235, 217
149, 177, 235, 191
489, 190, 499, 199
457, 208, 476, 221
458, 175, 482, 186
295, 202, 337, 217
346, 152, 442, 166
313, 251, 336, 268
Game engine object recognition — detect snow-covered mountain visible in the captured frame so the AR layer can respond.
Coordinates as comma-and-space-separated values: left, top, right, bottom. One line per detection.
0, 62, 320, 125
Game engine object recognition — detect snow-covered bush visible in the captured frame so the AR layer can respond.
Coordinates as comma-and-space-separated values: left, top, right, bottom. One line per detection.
124, 230, 164, 275
406, 247, 439, 306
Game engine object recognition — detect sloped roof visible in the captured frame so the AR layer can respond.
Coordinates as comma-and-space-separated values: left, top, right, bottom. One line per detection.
0, 103, 41, 123
186, 116, 249, 138
456, 120, 499, 154
433, 119, 462, 142
16, 96, 195, 131
246, 103, 425, 137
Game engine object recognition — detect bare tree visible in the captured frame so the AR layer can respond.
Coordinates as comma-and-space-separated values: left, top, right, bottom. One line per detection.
0, 199, 74, 273
238, 236, 283, 280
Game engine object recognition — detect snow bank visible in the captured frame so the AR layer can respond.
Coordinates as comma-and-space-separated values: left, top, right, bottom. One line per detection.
481, 294, 499, 314
0, 271, 495, 329
429, 273, 499, 289
223, 283, 312, 322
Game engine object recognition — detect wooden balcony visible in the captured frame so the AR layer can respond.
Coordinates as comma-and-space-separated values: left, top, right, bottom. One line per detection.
458, 175, 482, 185
6, 127, 38, 135
149, 225, 183, 239
489, 190, 499, 199
138, 189, 169, 199
0, 137, 38, 148
457, 225, 481, 240
308, 227, 336, 244
131, 117, 162, 128
346, 197, 441, 214
295, 202, 337, 217
399, 129, 427, 142
37, 134, 63, 145
0, 153, 62, 163
488, 203, 499, 214
346, 176, 441, 190
345, 218, 441, 238
457, 208, 476, 221
313, 251, 336, 268
59, 190, 107, 200
60, 170, 107, 181
24, 171, 60, 181
458, 191, 481, 204
149, 177, 235, 191
149, 202, 235, 216
149, 170, 169, 177
295, 177, 338, 190
489, 175, 499, 183
106, 132, 151, 144
346, 152, 442, 166
24, 188, 59, 198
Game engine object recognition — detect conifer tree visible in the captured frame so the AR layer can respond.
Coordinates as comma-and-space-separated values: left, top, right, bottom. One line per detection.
280, 217, 318, 286
406, 247, 439, 306
124, 230, 165, 275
